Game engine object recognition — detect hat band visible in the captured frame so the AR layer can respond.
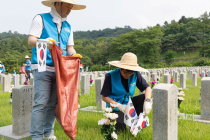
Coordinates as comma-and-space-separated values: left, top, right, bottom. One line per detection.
118, 62, 139, 67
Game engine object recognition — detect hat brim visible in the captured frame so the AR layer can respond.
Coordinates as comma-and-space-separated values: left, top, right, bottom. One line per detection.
108, 61, 148, 72
42, 1, 86, 10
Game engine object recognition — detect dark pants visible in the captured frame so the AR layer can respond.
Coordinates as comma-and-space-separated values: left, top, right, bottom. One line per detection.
115, 94, 145, 132
26, 70, 31, 81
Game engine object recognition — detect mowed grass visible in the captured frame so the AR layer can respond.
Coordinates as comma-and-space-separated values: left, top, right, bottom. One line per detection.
1, 76, 210, 140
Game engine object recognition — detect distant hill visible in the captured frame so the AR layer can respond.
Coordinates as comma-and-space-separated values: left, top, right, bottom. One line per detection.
74, 26, 134, 40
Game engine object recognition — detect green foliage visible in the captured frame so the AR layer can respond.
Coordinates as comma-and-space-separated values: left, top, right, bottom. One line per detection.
163, 50, 177, 64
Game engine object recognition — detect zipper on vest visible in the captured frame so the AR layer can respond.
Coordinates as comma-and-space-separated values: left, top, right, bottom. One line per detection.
56, 23, 63, 47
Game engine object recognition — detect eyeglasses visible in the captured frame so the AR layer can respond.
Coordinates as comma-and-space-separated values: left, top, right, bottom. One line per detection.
121, 68, 135, 75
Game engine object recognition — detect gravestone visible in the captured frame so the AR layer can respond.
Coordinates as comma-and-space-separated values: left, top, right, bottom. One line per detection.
81, 74, 90, 95
0, 85, 34, 139
13, 74, 19, 87
0, 74, 5, 84
2, 75, 11, 92
20, 74, 26, 85
180, 73, 186, 89
95, 77, 106, 111
201, 71, 205, 79
152, 73, 157, 82
192, 72, 197, 86
201, 77, 210, 120
164, 74, 170, 84
30, 78, 34, 86
153, 84, 178, 140
175, 72, 178, 82
208, 71, 210, 77
147, 72, 151, 82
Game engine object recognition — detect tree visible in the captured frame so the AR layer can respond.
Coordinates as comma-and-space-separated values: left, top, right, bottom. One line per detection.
163, 50, 176, 64
192, 12, 210, 46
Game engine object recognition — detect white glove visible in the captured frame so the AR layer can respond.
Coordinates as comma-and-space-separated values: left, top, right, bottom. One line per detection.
46, 38, 54, 49
115, 103, 127, 113
143, 101, 152, 115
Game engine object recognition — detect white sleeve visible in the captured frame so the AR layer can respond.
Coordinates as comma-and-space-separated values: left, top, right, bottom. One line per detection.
67, 27, 74, 46
29, 15, 44, 38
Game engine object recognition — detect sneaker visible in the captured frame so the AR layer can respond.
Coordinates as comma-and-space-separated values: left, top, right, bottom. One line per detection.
44, 136, 57, 140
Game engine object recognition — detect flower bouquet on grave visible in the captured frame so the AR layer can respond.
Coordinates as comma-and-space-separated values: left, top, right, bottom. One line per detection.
150, 79, 156, 89
160, 73, 162, 77
90, 78, 93, 87
23, 79, 29, 85
199, 73, 201, 77
170, 77, 174, 84
177, 88, 185, 108
98, 107, 118, 140
205, 73, 208, 77
169, 71, 171, 74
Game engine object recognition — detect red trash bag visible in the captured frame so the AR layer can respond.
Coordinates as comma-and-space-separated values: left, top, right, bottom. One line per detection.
19, 65, 27, 77
50, 43, 80, 140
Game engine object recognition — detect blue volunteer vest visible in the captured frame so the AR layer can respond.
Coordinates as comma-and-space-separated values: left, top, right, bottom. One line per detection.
31, 13, 71, 66
25, 60, 32, 71
0, 63, 5, 72
106, 68, 137, 111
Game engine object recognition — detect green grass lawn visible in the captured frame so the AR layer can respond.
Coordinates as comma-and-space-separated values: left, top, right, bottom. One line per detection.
159, 49, 200, 60
1, 75, 210, 140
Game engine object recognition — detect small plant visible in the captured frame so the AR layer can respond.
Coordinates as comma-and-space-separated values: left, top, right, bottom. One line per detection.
170, 77, 174, 84
23, 79, 29, 85
150, 79, 156, 89
160, 73, 162, 77
98, 107, 118, 140
205, 73, 208, 77
199, 73, 201, 77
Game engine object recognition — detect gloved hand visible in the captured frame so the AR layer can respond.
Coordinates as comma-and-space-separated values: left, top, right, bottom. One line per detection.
72, 54, 82, 58
143, 101, 152, 115
110, 103, 127, 113
46, 38, 55, 49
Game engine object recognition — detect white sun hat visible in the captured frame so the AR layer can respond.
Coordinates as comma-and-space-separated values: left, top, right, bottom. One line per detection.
25, 55, 30, 59
42, 0, 86, 10
108, 52, 148, 72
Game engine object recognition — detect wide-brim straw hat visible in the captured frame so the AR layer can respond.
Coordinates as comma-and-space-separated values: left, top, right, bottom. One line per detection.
108, 52, 148, 72
42, 0, 86, 10
25, 55, 30, 59
0, 61, 1, 63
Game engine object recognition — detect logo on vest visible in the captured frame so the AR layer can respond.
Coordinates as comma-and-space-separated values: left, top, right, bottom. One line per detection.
64, 28, 71, 33
130, 82, 135, 87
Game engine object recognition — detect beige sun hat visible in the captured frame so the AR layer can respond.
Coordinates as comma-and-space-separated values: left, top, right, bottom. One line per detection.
42, 0, 86, 10
108, 52, 148, 72
25, 55, 30, 59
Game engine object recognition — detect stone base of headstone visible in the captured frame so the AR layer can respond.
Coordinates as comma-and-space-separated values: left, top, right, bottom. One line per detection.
179, 113, 210, 124
79, 106, 104, 113
0, 125, 31, 140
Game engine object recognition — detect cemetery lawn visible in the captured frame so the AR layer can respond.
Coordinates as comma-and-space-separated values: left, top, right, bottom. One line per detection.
1, 80, 210, 140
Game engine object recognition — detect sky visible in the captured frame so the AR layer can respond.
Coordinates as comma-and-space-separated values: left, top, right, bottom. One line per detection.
1, 0, 210, 34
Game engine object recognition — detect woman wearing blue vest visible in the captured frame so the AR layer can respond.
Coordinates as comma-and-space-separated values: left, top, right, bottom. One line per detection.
0, 61, 6, 74
100, 52, 152, 132
23, 55, 32, 81
28, 0, 85, 140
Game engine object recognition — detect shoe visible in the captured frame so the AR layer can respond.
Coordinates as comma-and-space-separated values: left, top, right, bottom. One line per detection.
44, 136, 57, 140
